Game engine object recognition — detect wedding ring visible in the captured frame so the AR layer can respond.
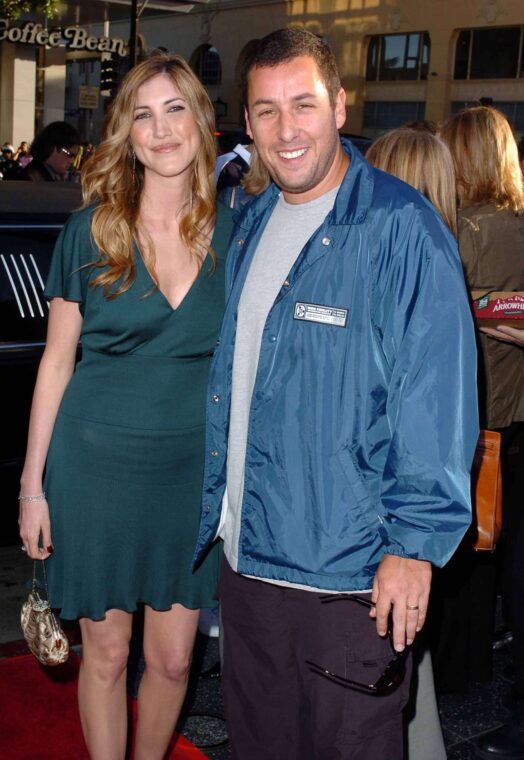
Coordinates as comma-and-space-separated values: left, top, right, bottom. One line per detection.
406, 604, 419, 610
20, 546, 27, 552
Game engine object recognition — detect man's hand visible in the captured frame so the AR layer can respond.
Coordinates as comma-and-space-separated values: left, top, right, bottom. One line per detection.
369, 554, 431, 652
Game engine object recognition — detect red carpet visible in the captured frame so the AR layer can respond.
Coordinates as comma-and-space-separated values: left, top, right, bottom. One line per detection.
0, 653, 207, 759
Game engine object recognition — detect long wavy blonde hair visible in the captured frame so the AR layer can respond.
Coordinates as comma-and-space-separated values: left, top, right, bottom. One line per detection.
82, 54, 216, 297
366, 127, 458, 236
440, 106, 524, 212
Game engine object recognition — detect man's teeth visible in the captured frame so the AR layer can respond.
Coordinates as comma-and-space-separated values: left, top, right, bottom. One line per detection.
279, 148, 307, 159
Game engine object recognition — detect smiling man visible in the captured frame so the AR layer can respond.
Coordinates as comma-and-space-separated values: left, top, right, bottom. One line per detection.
194, 28, 479, 759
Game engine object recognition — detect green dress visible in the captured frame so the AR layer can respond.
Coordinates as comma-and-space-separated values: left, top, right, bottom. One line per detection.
43, 203, 233, 620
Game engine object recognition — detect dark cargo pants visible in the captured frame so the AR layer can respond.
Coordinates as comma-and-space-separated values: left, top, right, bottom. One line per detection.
219, 558, 412, 760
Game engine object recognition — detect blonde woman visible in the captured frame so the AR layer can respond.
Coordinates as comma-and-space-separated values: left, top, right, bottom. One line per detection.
366, 127, 457, 235
18, 54, 233, 760
440, 106, 524, 431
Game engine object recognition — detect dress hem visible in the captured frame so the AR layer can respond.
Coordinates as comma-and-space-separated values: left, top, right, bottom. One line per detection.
54, 597, 219, 622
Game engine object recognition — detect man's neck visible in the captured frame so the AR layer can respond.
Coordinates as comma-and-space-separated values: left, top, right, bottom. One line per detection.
282, 147, 349, 205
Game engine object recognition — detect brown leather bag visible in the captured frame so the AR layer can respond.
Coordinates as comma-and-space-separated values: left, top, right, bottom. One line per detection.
464, 429, 502, 552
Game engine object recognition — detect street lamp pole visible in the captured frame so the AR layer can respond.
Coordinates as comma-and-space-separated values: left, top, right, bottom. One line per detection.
128, 0, 138, 70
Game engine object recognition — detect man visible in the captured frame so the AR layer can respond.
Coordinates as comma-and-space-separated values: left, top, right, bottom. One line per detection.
0, 145, 17, 179
194, 28, 478, 759
19, 121, 80, 181
214, 141, 251, 192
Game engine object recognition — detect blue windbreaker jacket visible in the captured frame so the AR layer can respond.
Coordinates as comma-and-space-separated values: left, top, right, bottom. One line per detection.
194, 140, 479, 592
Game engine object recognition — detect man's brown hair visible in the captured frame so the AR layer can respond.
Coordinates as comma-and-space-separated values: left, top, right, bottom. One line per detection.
240, 28, 341, 110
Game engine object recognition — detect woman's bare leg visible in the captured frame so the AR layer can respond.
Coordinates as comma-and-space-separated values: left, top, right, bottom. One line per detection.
134, 604, 200, 760
78, 610, 133, 760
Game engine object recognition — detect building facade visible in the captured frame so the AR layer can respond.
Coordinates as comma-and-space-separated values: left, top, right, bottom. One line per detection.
0, 0, 523, 146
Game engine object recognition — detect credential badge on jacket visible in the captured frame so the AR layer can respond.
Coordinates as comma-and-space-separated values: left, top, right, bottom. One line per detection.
293, 302, 348, 328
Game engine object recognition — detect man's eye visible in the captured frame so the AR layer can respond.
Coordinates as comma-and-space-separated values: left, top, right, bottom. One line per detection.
297, 103, 314, 110
258, 109, 274, 118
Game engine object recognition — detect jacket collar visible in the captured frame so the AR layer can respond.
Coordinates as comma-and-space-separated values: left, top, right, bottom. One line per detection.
236, 137, 374, 229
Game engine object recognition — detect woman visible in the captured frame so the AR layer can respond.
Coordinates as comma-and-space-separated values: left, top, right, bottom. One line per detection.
366, 126, 457, 234
439, 107, 524, 750
19, 121, 80, 181
19, 54, 233, 760
367, 126, 457, 760
440, 106, 524, 433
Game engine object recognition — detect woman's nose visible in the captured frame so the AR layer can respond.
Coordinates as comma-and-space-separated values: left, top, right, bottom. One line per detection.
153, 114, 170, 137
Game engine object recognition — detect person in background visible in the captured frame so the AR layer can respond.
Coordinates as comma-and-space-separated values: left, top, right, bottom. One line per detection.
366, 126, 457, 235
441, 105, 524, 760
215, 142, 251, 191
19, 54, 232, 760
193, 28, 478, 759
13, 141, 32, 168
402, 119, 438, 134
217, 142, 272, 213
19, 121, 80, 181
366, 126, 460, 760
0, 145, 18, 179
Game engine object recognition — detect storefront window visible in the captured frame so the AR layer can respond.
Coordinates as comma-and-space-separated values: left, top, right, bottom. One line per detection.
190, 45, 222, 87
366, 33, 430, 81
454, 27, 523, 79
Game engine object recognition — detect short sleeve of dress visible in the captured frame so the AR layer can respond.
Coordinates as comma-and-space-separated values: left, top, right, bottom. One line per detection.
44, 206, 98, 308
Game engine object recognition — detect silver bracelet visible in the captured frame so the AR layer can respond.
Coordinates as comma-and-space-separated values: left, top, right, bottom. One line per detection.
18, 492, 46, 502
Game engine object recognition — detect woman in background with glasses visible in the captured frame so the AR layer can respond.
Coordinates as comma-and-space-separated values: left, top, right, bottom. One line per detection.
18, 54, 232, 759
18, 121, 80, 181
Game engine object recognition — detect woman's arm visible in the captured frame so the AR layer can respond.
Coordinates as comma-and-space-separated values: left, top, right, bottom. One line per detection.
480, 325, 524, 346
19, 298, 83, 559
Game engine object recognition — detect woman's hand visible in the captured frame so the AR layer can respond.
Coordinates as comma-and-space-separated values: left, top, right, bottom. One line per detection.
19, 499, 53, 559
480, 325, 524, 346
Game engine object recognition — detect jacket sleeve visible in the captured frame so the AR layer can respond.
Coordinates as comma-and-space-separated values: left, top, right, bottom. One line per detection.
371, 206, 479, 567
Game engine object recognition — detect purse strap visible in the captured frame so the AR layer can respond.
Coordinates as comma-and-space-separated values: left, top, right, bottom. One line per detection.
32, 558, 50, 600
30, 559, 64, 639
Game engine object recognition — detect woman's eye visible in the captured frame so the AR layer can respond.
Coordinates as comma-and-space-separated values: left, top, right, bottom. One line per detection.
169, 105, 185, 113
134, 112, 150, 120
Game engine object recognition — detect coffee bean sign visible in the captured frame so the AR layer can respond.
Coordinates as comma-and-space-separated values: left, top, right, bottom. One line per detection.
0, 19, 128, 56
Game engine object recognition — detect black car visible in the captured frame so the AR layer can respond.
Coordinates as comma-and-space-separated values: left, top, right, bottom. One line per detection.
0, 181, 82, 546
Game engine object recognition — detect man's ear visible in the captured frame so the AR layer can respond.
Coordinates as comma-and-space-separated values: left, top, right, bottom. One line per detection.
245, 106, 253, 139
335, 87, 347, 130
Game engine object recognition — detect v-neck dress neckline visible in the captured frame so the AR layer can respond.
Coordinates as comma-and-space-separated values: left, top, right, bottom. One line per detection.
135, 244, 210, 314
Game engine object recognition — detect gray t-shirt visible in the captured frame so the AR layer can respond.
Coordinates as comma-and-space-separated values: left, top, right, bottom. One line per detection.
219, 187, 339, 579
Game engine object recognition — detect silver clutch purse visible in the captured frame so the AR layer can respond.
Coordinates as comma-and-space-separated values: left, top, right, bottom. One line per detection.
20, 560, 69, 666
